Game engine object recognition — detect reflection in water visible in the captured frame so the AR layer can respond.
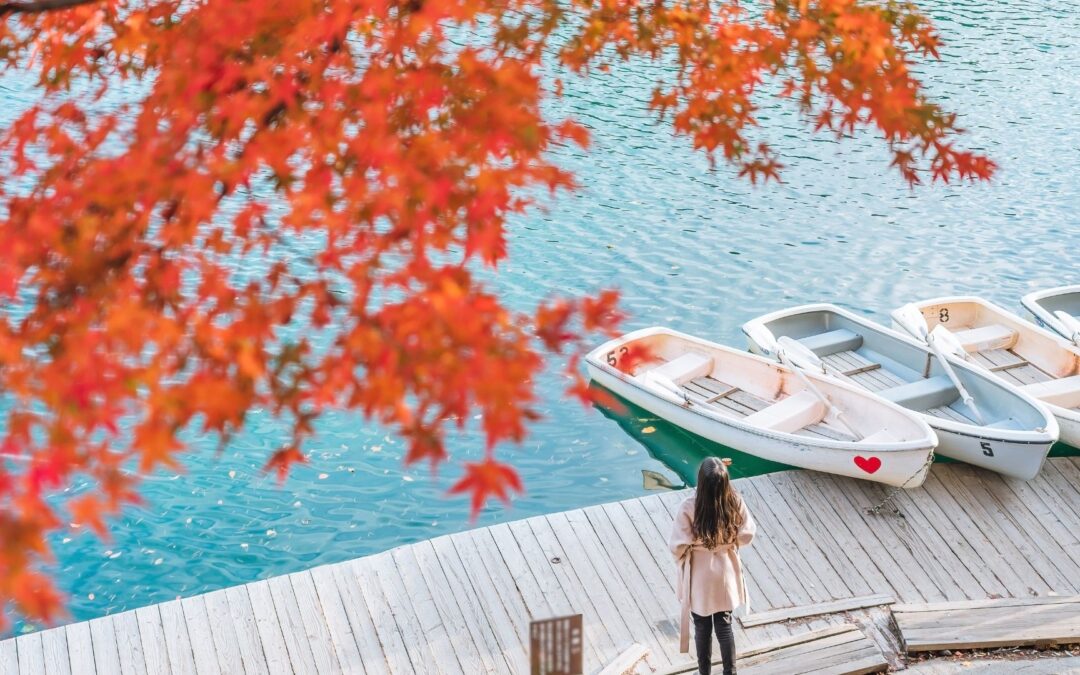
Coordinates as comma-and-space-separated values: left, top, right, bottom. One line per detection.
590, 382, 793, 488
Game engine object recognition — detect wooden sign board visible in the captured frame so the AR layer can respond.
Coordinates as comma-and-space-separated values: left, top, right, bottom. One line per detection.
530, 614, 583, 675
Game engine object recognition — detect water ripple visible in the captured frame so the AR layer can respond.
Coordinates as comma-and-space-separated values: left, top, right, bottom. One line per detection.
2, 0, 1079, 633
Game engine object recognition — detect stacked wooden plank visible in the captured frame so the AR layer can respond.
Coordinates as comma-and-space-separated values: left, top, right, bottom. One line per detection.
895, 597, 1080, 652
661, 625, 887, 675
739, 594, 895, 628
737, 625, 887, 675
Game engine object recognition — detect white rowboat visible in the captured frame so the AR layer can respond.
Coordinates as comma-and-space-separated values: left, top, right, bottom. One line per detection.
1021, 285, 1080, 346
742, 304, 1058, 480
892, 296, 1080, 450
586, 327, 937, 488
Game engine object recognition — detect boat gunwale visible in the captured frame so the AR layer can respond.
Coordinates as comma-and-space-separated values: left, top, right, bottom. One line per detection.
1020, 284, 1080, 343
585, 326, 937, 454
740, 303, 1059, 445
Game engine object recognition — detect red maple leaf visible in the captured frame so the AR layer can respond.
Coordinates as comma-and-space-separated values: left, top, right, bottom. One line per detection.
448, 458, 524, 519
11, 572, 65, 626
68, 494, 111, 538
263, 446, 308, 483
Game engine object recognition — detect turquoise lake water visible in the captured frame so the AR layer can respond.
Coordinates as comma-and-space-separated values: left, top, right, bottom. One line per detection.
2, 0, 1079, 632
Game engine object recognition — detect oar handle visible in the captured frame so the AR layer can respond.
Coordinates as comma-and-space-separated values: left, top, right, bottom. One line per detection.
780, 352, 864, 441
928, 338, 985, 425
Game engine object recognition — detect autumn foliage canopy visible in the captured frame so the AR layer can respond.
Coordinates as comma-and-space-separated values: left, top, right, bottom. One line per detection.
0, 0, 992, 627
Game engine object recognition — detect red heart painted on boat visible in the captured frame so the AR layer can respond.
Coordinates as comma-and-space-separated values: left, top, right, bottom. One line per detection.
854, 456, 881, 474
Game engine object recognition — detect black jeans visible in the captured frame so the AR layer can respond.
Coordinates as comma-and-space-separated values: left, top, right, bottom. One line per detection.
692, 610, 735, 675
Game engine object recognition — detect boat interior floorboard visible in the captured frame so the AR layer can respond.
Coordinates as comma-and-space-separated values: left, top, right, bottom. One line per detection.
796, 424, 856, 443
683, 377, 757, 418
687, 376, 857, 442
972, 348, 1054, 386
925, 405, 974, 424
824, 350, 906, 392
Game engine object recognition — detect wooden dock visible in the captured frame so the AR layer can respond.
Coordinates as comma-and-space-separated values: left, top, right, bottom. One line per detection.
3, 457, 1080, 674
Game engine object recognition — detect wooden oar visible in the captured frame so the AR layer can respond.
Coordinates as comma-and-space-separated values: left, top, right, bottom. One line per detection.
893, 305, 985, 424
775, 336, 864, 440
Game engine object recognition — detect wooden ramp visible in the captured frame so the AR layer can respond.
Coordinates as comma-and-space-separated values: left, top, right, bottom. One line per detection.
2, 458, 1080, 674
895, 596, 1080, 652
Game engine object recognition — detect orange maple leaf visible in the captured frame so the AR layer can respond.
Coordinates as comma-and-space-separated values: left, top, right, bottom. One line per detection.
263, 446, 308, 483
448, 458, 524, 519
68, 494, 111, 538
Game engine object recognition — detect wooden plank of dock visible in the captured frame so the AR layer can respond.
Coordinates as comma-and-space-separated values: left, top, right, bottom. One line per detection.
663, 624, 888, 675
738, 594, 895, 628
895, 596, 1080, 652
3, 457, 1080, 674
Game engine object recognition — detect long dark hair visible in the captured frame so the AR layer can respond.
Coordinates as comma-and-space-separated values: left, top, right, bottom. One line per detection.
692, 457, 744, 548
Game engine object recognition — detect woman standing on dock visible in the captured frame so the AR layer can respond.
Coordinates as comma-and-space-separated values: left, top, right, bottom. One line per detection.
669, 457, 756, 675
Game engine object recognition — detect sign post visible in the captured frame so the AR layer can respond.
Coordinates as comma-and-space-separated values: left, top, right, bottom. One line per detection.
529, 614, 583, 675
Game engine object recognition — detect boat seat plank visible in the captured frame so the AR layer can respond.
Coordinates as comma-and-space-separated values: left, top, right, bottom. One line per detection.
895, 596, 1080, 652
743, 392, 826, 434
953, 324, 1018, 352
798, 329, 864, 357
880, 376, 958, 411
649, 352, 713, 384
1022, 375, 1080, 409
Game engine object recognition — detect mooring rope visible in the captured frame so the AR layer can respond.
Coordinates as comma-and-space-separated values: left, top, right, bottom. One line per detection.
864, 449, 936, 517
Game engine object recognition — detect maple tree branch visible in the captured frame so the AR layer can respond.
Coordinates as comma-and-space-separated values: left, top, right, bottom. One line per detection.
0, 0, 100, 15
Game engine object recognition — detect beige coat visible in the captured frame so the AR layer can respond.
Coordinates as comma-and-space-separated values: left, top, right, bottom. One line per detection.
669, 493, 756, 652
